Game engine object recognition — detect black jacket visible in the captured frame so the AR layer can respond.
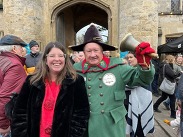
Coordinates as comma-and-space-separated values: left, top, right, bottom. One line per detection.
159, 62, 181, 83
11, 75, 89, 137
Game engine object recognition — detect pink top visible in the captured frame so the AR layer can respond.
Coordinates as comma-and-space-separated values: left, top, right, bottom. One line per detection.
40, 80, 60, 137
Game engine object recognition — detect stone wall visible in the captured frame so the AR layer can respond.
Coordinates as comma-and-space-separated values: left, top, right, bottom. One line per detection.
158, 0, 171, 12
158, 0, 183, 44
3, 0, 44, 47
159, 15, 183, 44
0, 0, 183, 51
0, 10, 4, 33
119, 0, 158, 51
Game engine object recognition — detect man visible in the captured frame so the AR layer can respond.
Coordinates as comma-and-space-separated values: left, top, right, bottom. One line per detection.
70, 51, 80, 64
70, 25, 155, 137
0, 35, 27, 136
25, 40, 42, 74
103, 50, 111, 58
78, 51, 85, 62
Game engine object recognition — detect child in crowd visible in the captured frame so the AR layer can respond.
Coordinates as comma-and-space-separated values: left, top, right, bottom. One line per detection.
164, 100, 181, 137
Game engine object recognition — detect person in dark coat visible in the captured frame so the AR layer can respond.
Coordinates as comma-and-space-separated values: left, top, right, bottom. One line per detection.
153, 54, 182, 118
151, 58, 160, 97
11, 41, 90, 137
25, 40, 42, 74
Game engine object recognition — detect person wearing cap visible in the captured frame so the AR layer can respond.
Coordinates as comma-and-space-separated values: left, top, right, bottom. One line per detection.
0, 34, 27, 137
70, 25, 155, 137
25, 40, 42, 74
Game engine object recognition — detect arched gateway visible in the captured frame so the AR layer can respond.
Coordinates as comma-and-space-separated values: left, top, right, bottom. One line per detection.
51, 0, 112, 52
1, 0, 159, 54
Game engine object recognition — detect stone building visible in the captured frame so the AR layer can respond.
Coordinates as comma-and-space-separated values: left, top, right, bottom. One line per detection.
0, 0, 183, 54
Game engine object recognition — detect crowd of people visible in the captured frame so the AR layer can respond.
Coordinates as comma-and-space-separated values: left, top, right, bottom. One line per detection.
0, 24, 183, 137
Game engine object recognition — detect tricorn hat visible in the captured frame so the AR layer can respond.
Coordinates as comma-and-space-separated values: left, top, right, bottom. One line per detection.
69, 25, 117, 51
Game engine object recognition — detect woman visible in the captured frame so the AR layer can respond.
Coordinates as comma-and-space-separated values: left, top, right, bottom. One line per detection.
124, 52, 154, 137
162, 53, 183, 110
153, 54, 182, 118
11, 42, 90, 137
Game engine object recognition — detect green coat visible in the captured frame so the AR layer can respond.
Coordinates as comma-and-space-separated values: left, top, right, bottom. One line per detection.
74, 57, 155, 137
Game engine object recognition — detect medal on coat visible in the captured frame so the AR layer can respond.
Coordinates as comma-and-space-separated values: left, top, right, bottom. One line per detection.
102, 73, 116, 86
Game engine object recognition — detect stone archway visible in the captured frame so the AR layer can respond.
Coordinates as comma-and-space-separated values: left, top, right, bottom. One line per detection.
51, 0, 112, 52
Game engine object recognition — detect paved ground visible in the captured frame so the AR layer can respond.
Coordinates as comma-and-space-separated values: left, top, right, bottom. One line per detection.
126, 95, 178, 137
152, 95, 178, 137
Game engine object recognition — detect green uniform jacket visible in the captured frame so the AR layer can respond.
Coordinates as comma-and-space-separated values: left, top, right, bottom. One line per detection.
74, 57, 155, 137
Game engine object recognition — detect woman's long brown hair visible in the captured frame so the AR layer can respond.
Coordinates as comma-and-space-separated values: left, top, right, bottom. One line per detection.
30, 41, 77, 85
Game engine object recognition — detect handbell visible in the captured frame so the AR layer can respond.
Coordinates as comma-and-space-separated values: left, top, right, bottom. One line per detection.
120, 33, 159, 59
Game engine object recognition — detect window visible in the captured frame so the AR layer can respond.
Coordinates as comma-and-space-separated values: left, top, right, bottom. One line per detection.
171, 0, 181, 12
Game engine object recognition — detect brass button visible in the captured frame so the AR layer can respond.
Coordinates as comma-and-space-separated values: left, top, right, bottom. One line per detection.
100, 102, 104, 105
100, 93, 103, 96
88, 78, 91, 81
88, 86, 91, 89
101, 110, 105, 114
90, 111, 92, 113
99, 77, 102, 80
88, 93, 91, 97
99, 85, 102, 88
89, 102, 91, 105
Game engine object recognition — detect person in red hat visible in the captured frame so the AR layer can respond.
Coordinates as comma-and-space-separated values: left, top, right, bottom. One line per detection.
70, 24, 155, 137
0, 34, 27, 137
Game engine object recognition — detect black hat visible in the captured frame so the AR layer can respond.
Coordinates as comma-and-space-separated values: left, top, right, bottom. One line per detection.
69, 25, 117, 51
29, 40, 39, 49
0, 34, 27, 47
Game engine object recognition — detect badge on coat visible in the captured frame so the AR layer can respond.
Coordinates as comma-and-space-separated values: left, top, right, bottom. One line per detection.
102, 73, 116, 86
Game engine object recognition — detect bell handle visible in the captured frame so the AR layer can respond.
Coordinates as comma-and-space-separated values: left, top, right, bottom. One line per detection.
148, 53, 159, 59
